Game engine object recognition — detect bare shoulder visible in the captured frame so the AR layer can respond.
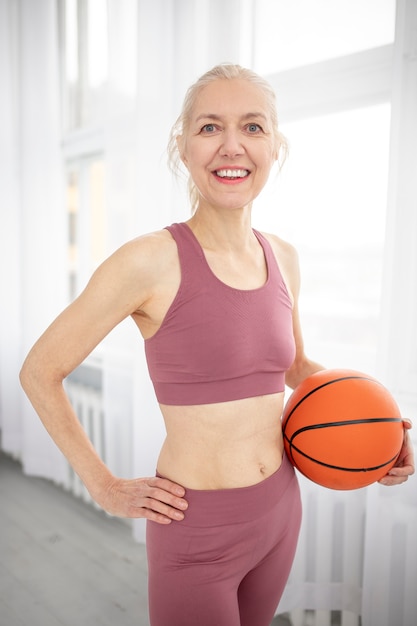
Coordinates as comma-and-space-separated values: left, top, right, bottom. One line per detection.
108, 228, 180, 336
97, 228, 177, 288
260, 231, 301, 299
260, 231, 299, 271
80, 227, 179, 319
113, 228, 176, 270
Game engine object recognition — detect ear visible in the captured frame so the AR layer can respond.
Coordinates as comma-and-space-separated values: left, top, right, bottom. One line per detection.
176, 135, 188, 167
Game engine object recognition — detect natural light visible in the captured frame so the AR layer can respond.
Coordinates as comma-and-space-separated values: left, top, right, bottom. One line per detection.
254, 103, 391, 372
253, 0, 396, 73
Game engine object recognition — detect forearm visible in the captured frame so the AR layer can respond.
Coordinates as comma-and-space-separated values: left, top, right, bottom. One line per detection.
19, 364, 113, 500
285, 357, 325, 390
19, 363, 190, 521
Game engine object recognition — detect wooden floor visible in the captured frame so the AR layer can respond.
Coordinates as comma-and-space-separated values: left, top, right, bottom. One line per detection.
0, 451, 149, 626
0, 451, 292, 626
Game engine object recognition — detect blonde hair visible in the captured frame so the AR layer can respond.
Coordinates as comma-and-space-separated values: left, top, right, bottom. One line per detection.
167, 63, 288, 212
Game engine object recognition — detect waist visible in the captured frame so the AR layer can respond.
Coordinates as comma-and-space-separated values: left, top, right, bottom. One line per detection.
157, 393, 285, 489
156, 452, 297, 526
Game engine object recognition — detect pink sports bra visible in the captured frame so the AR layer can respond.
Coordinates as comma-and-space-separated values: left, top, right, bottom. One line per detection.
144, 223, 295, 405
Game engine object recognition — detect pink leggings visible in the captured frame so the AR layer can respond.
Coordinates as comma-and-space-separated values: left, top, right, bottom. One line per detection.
146, 453, 302, 626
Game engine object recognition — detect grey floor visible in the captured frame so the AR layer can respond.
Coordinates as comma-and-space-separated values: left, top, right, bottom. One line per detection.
0, 451, 291, 626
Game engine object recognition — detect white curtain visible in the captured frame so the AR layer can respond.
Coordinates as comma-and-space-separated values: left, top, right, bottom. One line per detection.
0, 0, 68, 483
362, 1, 417, 623
0, 0, 21, 456
1, 1, 416, 624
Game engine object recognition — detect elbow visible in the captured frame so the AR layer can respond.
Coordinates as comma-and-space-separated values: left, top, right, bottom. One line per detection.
285, 356, 325, 390
19, 355, 30, 391
19, 350, 58, 397
285, 368, 302, 391
19, 367, 26, 392
19, 352, 39, 395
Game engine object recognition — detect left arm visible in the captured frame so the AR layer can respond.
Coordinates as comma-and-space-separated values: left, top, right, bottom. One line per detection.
273, 238, 323, 389
273, 234, 415, 486
285, 291, 323, 389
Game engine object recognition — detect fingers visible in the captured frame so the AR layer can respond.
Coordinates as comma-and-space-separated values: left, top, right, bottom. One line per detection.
378, 468, 413, 486
142, 477, 188, 523
98, 475, 188, 522
378, 421, 415, 486
148, 475, 186, 498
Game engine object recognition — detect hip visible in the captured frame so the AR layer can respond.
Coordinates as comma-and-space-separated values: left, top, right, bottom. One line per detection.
155, 451, 299, 527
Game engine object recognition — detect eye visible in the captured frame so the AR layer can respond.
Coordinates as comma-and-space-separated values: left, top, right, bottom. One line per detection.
246, 123, 263, 133
200, 123, 218, 134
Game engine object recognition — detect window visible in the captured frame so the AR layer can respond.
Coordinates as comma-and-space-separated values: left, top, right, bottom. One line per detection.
61, 0, 109, 130
251, 0, 396, 378
253, 0, 396, 74
255, 103, 391, 372
60, 0, 137, 131
66, 158, 107, 301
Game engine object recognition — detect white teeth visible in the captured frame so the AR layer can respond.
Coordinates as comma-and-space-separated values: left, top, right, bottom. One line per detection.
216, 169, 249, 178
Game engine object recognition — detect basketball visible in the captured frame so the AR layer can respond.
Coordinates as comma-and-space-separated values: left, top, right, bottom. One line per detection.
282, 369, 404, 490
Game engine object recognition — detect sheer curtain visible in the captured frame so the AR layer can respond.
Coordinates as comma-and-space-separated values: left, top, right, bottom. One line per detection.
362, 1, 417, 623
0, 0, 21, 457
0, 0, 68, 482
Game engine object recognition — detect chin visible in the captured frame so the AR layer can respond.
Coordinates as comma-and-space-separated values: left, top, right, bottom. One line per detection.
205, 193, 256, 212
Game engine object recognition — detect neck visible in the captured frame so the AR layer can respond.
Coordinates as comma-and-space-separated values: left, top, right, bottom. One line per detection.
187, 205, 255, 251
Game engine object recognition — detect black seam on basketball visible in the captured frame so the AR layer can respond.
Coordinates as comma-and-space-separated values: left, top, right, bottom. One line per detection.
289, 416, 403, 440
282, 376, 388, 435
288, 444, 400, 473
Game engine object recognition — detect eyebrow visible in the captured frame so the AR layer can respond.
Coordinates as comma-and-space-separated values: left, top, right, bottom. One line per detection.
194, 112, 268, 123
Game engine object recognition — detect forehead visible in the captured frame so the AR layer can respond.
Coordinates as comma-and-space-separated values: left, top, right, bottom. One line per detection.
191, 79, 271, 122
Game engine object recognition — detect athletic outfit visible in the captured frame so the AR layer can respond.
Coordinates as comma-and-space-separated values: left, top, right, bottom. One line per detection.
144, 223, 302, 626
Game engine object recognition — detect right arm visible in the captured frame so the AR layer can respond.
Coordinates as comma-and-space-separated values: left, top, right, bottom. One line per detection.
19, 233, 188, 523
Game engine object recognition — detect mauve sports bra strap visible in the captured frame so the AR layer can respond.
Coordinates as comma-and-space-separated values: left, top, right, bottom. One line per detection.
165, 223, 208, 287
166, 222, 203, 253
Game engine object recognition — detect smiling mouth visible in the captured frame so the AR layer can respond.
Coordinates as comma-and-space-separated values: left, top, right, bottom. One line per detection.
214, 168, 250, 180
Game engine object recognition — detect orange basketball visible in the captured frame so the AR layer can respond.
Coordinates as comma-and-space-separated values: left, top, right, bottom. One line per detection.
282, 369, 404, 490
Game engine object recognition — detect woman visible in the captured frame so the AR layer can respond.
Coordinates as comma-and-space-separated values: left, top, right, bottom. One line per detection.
20, 64, 414, 626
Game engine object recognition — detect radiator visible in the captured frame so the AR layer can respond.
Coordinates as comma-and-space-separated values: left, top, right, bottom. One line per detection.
64, 364, 105, 507
277, 475, 365, 626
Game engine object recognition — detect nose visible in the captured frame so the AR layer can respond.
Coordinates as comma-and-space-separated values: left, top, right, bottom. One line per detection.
219, 128, 245, 157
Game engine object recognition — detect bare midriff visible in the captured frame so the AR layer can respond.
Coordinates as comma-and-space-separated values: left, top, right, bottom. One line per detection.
156, 392, 285, 490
